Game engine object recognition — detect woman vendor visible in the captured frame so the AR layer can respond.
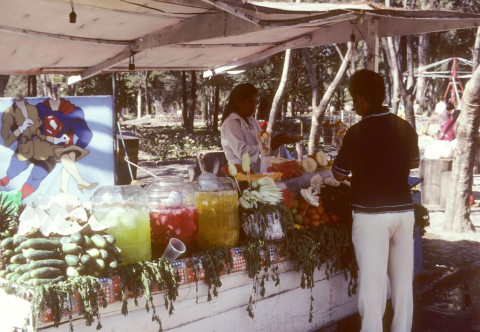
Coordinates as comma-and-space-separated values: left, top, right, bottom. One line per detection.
220, 83, 290, 173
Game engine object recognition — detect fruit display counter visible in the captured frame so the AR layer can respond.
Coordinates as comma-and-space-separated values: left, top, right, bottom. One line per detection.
0, 161, 426, 332
0, 242, 360, 332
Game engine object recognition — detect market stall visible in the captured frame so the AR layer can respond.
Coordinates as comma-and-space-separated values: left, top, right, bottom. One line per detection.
0, 141, 430, 331
0, 1, 464, 331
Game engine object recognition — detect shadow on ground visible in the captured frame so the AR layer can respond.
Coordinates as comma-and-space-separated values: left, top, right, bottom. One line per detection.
317, 238, 480, 332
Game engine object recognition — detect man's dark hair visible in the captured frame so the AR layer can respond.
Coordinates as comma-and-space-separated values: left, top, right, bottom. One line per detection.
349, 70, 386, 106
446, 102, 455, 111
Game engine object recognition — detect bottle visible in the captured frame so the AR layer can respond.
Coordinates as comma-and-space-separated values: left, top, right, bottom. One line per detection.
92, 185, 151, 265
192, 172, 239, 250
144, 177, 198, 258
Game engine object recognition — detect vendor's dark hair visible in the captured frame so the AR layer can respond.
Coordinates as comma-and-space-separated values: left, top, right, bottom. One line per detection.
349, 70, 386, 106
221, 83, 258, 124
446, 102, 455, 111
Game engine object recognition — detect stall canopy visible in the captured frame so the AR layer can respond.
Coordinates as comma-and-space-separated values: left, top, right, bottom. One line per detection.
0, 0, 479, 81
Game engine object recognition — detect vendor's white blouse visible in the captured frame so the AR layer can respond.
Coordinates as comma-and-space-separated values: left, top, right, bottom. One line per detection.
221, 112, 262, 172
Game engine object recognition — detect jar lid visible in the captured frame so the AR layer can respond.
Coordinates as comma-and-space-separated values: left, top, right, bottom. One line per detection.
194, 172, 219, 191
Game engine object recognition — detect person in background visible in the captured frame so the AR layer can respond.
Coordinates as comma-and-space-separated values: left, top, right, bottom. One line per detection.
435, 99, 446, 117
220, 83, 289, 173
332, 70, 419, 332
439, 102, 455, 127
438, 107, 460, 141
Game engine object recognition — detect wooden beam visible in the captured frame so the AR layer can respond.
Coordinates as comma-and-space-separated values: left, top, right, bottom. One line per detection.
199, 0, 266, 27
133, 12, 260, 50
0, 25, 133, 46
80, 49, 134, 80
375, 16, 480, 38
203, 35, 310, 78
172, 42, 278, 48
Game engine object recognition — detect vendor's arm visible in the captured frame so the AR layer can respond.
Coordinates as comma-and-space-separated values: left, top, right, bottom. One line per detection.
224, 118, 260, 162
271, 132, 291, 151
332, 130, 352, 182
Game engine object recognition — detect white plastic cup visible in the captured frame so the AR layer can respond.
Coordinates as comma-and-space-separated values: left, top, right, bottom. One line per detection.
160, 238, 186, 262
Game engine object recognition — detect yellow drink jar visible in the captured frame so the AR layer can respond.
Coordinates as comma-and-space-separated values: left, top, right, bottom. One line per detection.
92, 185, 151, 265
192, 172, 239, 250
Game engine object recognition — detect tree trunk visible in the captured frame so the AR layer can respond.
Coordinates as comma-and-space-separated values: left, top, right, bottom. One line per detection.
182, 70, 188, 127
0, 75, 10, 97
382, 37, 400, 114
189, 70, 196, 133
200, 90, 208, 124
144, 71, 150, 115
473, 28, 480, 72
302, 43, 353, 155
416, 34, 430, 109
382, 48, 392, 108
42, 74, 55, 99
427, 80, 434, 116
267, 49, 292, 134
137, 72, 142, 119
40, 74, 48, 97
213, 76, 220, 132
406, 35, 415, 95
405, 35, 416, 126
386, 37, 415, 130
444, 65, 480, 233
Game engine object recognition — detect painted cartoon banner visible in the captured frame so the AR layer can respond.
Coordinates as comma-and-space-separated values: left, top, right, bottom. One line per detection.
0, 96, 115, 204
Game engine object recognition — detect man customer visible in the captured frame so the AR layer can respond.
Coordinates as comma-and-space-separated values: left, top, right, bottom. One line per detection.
332, 70, 420, 332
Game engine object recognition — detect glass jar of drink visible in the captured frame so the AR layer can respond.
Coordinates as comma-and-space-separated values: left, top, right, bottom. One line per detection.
92, 185, 151, 265
192, 172, 239, 250
144, 177, 198, 258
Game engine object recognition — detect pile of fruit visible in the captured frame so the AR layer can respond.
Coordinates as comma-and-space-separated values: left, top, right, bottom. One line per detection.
290, 197, 341, 228
0, 230, 124, 285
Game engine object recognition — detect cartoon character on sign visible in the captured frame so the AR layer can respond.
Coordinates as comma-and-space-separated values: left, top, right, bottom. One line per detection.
37, 98, 98, 194
0, 96, 97, 200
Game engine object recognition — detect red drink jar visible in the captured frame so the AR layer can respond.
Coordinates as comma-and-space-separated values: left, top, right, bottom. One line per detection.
144, 177, 199, 258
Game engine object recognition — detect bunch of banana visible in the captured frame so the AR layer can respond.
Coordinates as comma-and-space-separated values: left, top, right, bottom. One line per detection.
239, 190, 263, 209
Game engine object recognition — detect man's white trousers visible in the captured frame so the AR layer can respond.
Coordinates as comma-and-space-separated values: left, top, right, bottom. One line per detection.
352, 211, 415, 332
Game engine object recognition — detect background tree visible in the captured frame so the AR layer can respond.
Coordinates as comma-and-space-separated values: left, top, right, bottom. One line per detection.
444, 64, 480, 233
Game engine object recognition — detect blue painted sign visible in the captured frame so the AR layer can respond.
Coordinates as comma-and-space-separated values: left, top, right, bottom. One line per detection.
0, 96, 114, 204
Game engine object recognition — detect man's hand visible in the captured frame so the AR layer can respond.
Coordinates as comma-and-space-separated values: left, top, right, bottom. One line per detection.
18, 119, 34, 134
54, 134, 70, 145
271, 132, 291, 151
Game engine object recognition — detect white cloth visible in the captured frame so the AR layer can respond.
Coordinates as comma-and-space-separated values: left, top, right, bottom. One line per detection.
435, 101, 446, 115
352, 211, 414, 332
221, 112, 262, 173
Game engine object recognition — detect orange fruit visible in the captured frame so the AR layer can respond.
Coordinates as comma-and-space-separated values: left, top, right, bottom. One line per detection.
299, 202, 308, 211
311, 221, 321, 227
311, 214, 321, 221
317, 199, 323, 206
316, 206, 325, 215
303, 216, 311, 226
321, 213, 331, 223
330, 214, 340, 222
306, 207, 317, 217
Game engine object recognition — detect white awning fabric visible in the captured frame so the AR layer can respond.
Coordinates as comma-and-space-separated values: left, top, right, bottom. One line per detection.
0, 0, 479, 79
